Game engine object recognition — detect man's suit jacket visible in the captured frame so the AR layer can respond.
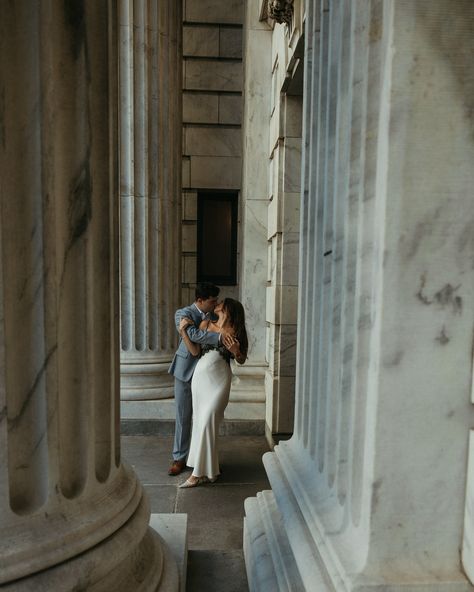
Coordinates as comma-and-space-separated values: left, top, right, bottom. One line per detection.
168, 304, 220, 382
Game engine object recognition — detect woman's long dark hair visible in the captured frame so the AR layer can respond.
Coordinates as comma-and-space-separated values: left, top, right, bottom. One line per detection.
223, 298, 248, 359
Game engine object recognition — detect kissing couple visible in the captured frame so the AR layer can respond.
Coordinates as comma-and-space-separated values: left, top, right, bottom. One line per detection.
168, 282, 248, 487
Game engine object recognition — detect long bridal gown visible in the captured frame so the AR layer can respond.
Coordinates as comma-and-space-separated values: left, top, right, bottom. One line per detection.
187, 344, 232, 480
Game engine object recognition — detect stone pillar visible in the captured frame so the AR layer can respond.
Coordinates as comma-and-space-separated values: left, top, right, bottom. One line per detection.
0, 2, 178, 589
237, 1, 274, 422
119, 0, 182, 401
244, 1, 474, 590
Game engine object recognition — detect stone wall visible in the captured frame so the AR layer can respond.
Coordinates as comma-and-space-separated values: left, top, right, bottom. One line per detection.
181, 0, 266, 421
181, 0, 244, 304
241, 0, 305, 437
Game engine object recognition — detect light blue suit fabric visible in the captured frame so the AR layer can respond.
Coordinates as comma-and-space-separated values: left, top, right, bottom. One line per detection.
169, 304, 220, 461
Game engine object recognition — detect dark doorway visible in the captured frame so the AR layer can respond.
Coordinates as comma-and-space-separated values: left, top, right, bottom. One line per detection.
197, 191, 238, 285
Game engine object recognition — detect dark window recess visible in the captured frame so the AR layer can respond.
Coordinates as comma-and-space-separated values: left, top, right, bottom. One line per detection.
197, 192, 238, 286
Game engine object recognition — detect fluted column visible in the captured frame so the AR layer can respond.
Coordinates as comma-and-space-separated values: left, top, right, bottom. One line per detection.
119, 0, 182, 401
244, 1, 474, 590
0, 2, 178, 589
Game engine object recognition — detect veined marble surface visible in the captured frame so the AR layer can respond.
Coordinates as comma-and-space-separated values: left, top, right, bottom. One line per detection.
244, 0, 474, 589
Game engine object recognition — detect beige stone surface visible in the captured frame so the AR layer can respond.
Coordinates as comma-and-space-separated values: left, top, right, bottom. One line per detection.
190, 156, 242, 189
182, 254, 197, 284
185, 126, 242, 157
242, 28, 272, 199
183, 191, 197, 220
149, 514, 188, 592
219, 94, 243, 124
264, 372, 296, 433
269, 105, 280, 156
185, 59, 242, 92
182, 223, 197, 252
282, 138, 301, 193
220, 27, 243, 58
183, 92, 219, 123
240, 199, 269, 361
267, 197, 279, 239
280, 232, 299, 286
182, 157, 191, 188
281, 192, 300, 234
266, 285, 298, 325
284, 96, 303, 138
246, 0, 274, 30
183, 25, 219, 57
185, 0, 244, 24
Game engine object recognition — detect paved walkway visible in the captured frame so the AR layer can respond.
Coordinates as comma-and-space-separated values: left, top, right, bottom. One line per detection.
122, 434, 270, 592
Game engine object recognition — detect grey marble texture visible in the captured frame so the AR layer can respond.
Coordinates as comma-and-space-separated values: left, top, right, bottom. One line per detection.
0, 2, 179, 589
245, 0, 474, 590
119, 0, 181, 400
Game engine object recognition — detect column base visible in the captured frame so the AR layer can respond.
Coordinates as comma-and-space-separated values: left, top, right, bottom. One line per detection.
245, 446, 474, 592
2, 497, 179, 592
244, 490, 306, 592
120, 361, 174, 400
227, 362, 266, 420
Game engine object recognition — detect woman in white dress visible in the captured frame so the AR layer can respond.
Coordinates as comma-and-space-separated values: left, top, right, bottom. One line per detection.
177, 298, 248, 488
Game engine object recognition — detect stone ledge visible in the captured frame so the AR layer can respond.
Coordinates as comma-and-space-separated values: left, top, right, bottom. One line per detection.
150, 514, 188, 592
121, 418, 265, 437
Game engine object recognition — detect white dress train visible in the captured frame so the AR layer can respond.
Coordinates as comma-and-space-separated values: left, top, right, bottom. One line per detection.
187, 347, 232, 480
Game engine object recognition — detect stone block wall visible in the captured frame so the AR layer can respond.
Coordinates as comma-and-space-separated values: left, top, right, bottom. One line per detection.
181, 0, 244, 304
264, 8, 304, 436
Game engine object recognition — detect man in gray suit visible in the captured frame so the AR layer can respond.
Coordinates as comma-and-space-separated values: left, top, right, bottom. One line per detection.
168, 282, 220, 476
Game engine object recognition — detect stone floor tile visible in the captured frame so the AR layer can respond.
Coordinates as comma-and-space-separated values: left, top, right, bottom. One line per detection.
176, 483, 266, 550
186, 550, 248, 592
144, 484, 179, 514
121, 434, 271, 573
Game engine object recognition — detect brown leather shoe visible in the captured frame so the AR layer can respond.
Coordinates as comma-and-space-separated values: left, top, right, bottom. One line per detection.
168, 459, 186, 476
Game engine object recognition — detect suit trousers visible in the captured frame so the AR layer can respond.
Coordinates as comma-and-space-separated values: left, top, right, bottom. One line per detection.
173, 376, 192, 461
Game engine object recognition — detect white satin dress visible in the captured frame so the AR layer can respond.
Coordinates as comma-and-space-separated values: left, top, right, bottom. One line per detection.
187, 345, 232, 480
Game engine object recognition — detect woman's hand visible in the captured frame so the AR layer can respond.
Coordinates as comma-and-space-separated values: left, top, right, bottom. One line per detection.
179, 317, 193, 333
223, 334, 245, 364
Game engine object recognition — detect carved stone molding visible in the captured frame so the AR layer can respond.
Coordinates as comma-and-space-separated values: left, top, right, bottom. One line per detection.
267, 0, 294, 25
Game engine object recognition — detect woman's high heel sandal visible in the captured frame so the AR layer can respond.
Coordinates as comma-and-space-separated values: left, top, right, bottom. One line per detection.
179, 476, 207, 488
179, 475, 219, 488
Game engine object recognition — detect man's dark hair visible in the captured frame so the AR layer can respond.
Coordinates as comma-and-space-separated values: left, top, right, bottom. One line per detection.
195, 282, 220, 300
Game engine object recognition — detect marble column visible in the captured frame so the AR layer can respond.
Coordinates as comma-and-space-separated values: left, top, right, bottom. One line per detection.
237, 1, 274, 422
0, 2, 178, 589
244, 1, 474, 590
119, 0, 182, 401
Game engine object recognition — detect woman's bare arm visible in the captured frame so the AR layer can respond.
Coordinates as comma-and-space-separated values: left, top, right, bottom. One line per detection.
179, 318, 200, 357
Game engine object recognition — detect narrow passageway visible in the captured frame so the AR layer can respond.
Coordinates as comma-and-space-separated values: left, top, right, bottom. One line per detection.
122, 433, 270, 591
